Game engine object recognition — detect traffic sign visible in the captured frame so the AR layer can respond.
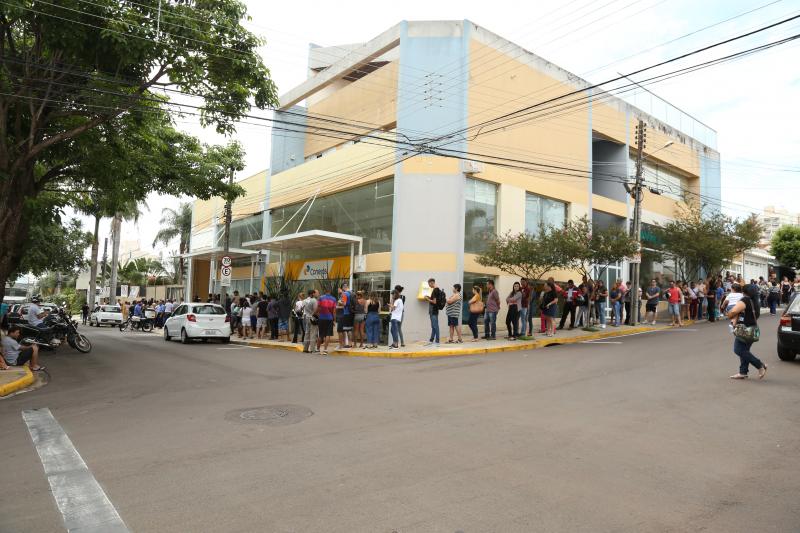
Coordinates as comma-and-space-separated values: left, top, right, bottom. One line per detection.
220, 265, 232, 287
221, 255, 232, 267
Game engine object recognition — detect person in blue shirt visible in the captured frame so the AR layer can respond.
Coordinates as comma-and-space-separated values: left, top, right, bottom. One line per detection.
337, 282, 354, 348
133, 301, 143, 318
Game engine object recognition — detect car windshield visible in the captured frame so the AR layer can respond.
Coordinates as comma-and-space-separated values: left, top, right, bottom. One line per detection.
101, 306, 121, 313
192, 305, 225, 315
787, 295, 800, 314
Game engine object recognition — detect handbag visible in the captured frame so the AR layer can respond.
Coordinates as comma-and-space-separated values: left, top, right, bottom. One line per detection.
469, 300, 485, 314
733, 323, 760, 343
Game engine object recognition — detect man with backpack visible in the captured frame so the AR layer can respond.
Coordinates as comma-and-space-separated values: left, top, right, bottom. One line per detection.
337, 282, 355, 349
424, 278, 445, 345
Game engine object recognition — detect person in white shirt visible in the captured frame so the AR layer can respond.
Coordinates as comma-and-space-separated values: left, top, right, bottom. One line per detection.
27, 296, 47, 327
389, 289, 404, 349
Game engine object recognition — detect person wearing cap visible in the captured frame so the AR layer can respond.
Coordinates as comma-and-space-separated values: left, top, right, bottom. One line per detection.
27, 296, 48, 328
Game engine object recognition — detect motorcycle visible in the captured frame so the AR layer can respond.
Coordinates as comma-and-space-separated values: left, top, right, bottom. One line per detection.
119, 315, 154, 333
20, 308, 92, 353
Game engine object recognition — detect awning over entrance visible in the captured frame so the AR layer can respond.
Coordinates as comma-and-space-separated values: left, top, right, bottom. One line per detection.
181, 247, 259, 261
242, 229, 363, 256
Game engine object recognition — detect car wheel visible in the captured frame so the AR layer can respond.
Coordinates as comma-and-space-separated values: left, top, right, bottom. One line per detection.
164, 326, 171, 341
181, 328, 190, 344
777, 344, 796, 361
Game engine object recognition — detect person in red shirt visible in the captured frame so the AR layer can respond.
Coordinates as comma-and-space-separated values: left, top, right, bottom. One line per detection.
665, 280, 683, 327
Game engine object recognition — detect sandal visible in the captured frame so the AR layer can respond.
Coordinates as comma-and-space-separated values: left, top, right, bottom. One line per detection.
31, 366, 46, 372
758, 364, 768, 380
447, 340, 454, 344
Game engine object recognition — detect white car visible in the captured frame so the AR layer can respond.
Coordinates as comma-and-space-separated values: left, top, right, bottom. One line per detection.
90, 305, 123, 327
163, 303, 230, 344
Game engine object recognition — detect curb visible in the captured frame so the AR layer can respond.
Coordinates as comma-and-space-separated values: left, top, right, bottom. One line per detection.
0, 365, 35, 397
233, 339, 303, 352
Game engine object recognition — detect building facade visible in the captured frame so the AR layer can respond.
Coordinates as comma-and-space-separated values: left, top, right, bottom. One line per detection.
186, 20, 721, 339
757, 205, 800, 249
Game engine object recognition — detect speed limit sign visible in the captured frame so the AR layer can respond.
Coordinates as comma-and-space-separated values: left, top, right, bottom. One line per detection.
221, 255, 232, 267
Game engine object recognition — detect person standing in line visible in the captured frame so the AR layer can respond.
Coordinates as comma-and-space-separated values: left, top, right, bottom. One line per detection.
758, 277, 769, 309
505, 281, 522, 340
541, 281, 559, 337
240, 299, 253, 339
353, 291, 366, 348
81, 302, 90, 325
519, 278, 531, 338
302, 290, 319, 353
483, 279, 501, 340
727, 284, 767, 380
291, 292, 306, 344
781, 276, 792, 305
558, 280, 579, 330
644, 279, 660, 325
336, 282, 354, 349
278, 291, 292, 343
388, 288, 404, 349
715, 281, 725, 320
575, 284, 590, 329
541, 277, 564, 334
623, 281, 633, 326
267, 294, 280, 340
467, 285, 484, 342
688, 281, 699, 321
705, 278, 717, 322
664, 280, 683, 327
364, 292, 381, 349
617, 279, 628, 325
768, 280, 781, 315
423, 278, 443, 345
315, 288, 337, 355
696, 279, 706, 320
393, 285, 407, 347
594, 280, 608, 329
609, 281, 623, 327
256, 293, 269, 339
446, 284, 464, 343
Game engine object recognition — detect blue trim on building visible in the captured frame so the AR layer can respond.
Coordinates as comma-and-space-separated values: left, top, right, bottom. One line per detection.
699, 151, 722, 214
270, 106, 307, 175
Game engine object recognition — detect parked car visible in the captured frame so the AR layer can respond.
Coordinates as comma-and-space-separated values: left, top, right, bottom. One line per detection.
8, 302, 58, 327
778, 293, 800, 361
163, 303, 230, 344
2, 303, 22, 329
90, 304, 124, 327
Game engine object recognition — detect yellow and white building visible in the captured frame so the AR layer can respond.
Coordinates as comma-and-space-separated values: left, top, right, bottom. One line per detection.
186, 20, 721, 339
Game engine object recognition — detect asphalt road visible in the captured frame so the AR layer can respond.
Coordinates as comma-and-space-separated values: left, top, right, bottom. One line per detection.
2, 316, 799, 533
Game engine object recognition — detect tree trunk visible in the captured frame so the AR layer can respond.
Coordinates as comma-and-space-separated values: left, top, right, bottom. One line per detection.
87, 215, 101, 308
0, 167, 35, 303
108, 214, 122, 304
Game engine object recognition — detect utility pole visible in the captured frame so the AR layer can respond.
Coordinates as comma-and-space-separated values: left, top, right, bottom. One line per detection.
108, 215, 122, 304
629, 119, 646, 327
219, 167, 234, 307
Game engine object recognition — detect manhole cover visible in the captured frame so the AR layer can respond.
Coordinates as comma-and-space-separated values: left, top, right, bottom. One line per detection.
225, 405, 313, 426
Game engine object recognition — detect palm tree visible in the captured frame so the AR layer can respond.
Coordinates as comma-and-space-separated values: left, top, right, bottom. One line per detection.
152, 202, 192, 285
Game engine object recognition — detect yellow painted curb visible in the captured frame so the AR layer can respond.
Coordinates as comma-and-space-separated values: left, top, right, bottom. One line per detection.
235, 340, 303, 352
331, 325, 670, 358
0, 365, 35, 397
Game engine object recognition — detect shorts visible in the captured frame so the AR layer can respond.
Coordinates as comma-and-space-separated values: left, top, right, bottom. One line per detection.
668, 303, 680, 315
317, 319, 333, 338
545, 305, 558, 318
338, 313, 353, 332
257, 317, 267, 328
447, 316, 459, 327
278, 318, 288, 332
354, 313, 366, 323
15, 347, 34, 366
646, 303, 658, 312
250, 315, 257, 328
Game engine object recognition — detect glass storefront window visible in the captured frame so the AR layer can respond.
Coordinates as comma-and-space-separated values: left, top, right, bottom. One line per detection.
525, 192, 567, 236
461, 272, 496, 324
270, 178, 393, 255
223, 215, 262, 249
464, 178, 497, 254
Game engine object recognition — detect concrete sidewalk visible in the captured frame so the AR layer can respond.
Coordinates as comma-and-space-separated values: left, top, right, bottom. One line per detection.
0, 365, 34, 397
232, 323, 673, 357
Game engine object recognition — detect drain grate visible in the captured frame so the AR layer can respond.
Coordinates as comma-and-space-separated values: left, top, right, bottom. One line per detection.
225, 405, 313, 426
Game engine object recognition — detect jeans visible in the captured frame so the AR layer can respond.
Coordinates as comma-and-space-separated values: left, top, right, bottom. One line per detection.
365, 312, 380, 345
518, 307, 528, 336
576, 305, 588, 328
302, 317, 318, 352
291, 315, 304, 343
391, 318, 401, 346
733, 337, 764, 375
468, 312, 480, 339
398, 317, 405, 346
484, 311, 497, 338
689, 299, 698, 320
596, 301, 606, 326
506, 306, 519, 337
768, 296, 778, 315
707, 299, 716, 321
612, 301, 621, 326
429, 312, 440, 343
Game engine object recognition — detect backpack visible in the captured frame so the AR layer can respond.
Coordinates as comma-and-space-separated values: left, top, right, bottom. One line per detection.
435, 288, 446, 310
347, 291, 357, 314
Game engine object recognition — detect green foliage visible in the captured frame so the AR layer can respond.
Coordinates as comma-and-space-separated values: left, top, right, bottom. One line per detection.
771, 225, 800, 269
560, 216, 639, 279
476, 226, 568, 281
55, 287, 85, 315
652, 205, 762, 280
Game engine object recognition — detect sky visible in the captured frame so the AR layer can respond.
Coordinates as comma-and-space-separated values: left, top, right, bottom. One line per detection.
75, 0, 800, 264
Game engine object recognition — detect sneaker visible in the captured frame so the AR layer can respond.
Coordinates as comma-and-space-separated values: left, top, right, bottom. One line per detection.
600, 324, 606, 329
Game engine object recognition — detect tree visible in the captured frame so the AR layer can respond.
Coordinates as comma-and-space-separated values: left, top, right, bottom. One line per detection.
653, 205, 762, 280
152, 202, 193, 284
0, 0, 278, 300
771, 225, 800, 269
560, 216, 639, 280
476, 227, 568, 282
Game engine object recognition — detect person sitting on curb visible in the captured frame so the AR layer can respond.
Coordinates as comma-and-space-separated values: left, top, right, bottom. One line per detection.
1, 325, 45, 371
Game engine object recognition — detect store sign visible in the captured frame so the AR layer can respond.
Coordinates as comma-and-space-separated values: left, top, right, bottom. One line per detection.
298, 260, 334, 280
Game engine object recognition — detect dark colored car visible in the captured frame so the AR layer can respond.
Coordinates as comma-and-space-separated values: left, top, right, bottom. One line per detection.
7, 302, 58, 327
777, 293, 800, 361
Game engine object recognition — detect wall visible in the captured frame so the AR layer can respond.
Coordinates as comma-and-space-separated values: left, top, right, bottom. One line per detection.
271, 106, 307, 175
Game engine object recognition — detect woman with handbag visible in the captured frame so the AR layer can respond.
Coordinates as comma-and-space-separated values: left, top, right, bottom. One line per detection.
467, 285, 484, 341
727, 284, 767, 380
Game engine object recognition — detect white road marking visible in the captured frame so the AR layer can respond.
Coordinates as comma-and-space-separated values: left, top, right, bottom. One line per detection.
22, 408, 129, 533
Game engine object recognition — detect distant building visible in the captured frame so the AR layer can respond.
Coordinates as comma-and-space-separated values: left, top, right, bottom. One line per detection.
757, 206, 800, 249
727, 248, 776, 282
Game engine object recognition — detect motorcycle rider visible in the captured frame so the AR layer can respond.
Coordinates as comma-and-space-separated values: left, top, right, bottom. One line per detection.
27, 296, 48, 329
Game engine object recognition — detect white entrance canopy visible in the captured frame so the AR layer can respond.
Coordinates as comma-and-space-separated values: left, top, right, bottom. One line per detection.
242, 230, 363, 288
181, 247, 262, 298
181, 247, 259, 261
242, 230, 363, 256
